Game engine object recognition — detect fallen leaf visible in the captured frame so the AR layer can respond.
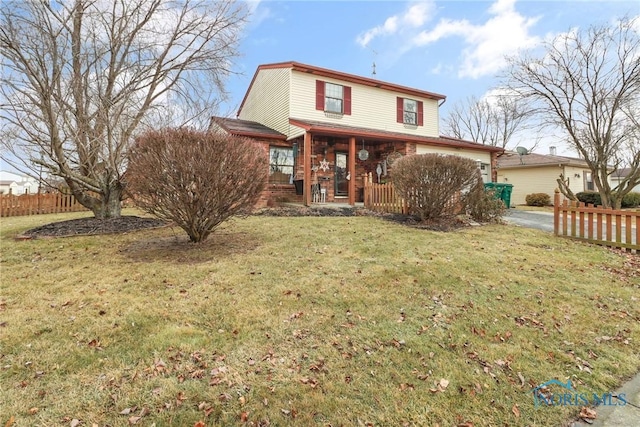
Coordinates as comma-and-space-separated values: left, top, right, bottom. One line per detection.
128, 416, 141, 425
240, 412, 249, 422
579, 407, 597, 420
517, 372, 525, 387
119, 408, 132, 415
28, 407, 38, 415
5, 416, 15, 427
194, 422, 206, 427
70, 420, 81, 427
399, 383, 415, 391
512, 404, 520, 418
439, 378, 450, 390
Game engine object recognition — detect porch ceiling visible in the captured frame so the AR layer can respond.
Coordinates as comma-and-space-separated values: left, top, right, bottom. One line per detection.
289, 118, 503, 152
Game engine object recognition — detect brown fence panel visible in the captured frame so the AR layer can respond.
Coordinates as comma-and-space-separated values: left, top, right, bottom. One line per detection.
363, 173, 407, 214
553, 190, 639, 253
0, 192, 90, 218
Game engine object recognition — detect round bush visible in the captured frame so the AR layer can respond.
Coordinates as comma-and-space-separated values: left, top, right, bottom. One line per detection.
127, 128, 267, 242
525, 193, 551, 206
391, 154, 504, 222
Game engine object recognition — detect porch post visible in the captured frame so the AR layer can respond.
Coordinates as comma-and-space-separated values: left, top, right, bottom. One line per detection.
348, 136, 356, 206
303, 132, 312, 206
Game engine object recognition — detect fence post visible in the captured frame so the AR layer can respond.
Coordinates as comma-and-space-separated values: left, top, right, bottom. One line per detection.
553, 189, 560, 236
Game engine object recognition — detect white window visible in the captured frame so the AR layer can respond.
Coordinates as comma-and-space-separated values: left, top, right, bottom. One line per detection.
325, 83, 343, 114
403, 98, 418, 125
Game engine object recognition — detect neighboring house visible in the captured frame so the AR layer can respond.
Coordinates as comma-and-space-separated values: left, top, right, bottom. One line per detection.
611, 168, 640, 193
211, 61, 502, 206
0, 170, 39, 195
496, 149, 610, 206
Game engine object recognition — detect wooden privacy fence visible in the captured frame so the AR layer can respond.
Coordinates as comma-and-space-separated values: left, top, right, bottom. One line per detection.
363, 173, 408, 214
0, 193, 89, 217
554, 190, 639, 253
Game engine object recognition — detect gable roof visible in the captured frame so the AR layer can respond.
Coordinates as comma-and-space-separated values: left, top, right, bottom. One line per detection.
498, 151, 589, 169
210, 117, 286, 140
289, 118, 503, 153
238, 61, 446, 117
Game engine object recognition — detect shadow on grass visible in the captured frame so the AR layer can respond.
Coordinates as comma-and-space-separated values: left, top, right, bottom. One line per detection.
120, 230, 262, 264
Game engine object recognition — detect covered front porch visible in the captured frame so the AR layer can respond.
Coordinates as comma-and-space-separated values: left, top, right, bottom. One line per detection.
290, 120, 416, 207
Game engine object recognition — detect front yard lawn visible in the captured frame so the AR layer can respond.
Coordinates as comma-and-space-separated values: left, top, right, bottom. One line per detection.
1, 212, 638, 426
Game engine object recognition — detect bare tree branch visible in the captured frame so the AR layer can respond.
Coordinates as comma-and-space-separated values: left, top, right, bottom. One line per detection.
504, 16, 640, 208
1, 0, 247, 218
443, 94, 532, 148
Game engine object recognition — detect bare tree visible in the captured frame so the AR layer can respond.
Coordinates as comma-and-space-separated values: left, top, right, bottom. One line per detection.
0, 0, 247, 218
127, 128, 267, 243
504, 17, 640, 208
443, 94, 531, 148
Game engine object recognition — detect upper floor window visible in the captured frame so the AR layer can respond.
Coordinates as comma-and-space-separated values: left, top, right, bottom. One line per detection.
316, 80, 351, 115
269, 146, 294, 184
403, 99, 418, 125
397, 97, 423, 126
325, 83, 343, 113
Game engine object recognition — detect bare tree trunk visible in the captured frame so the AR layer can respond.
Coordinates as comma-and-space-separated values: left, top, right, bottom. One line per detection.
556, 174, 577, 201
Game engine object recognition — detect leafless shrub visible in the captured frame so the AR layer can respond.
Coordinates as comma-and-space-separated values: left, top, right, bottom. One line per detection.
127, 128, 267, 243
392, 154, 504, 222
466, 188, 506, 223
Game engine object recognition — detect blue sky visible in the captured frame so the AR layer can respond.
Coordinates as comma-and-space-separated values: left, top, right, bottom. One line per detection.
223, 0, 639, 155
2, 0, 638, 173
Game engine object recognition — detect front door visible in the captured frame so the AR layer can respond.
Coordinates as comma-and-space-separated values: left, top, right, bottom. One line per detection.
335, 152, 348, 196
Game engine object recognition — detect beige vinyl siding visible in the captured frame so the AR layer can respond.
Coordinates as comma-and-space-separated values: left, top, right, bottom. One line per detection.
290, 72, 440, 137
611, 177, 640, 192
238, 68, 291, 135
497, 166, 564, 206
562, 166, 589, 195
416, 145, 492, 181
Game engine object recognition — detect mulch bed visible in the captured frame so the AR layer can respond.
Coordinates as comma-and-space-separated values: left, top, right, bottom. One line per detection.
17, 216, 169, 239
16, 206, 476, 239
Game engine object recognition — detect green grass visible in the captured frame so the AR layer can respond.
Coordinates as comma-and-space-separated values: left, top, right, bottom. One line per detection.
1, 211, 639, 426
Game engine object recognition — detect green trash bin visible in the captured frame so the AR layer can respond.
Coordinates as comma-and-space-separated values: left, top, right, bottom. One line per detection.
484, 183, 513, 208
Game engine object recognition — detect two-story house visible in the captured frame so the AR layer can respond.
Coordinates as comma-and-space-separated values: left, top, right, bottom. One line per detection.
211, 61, 502, 207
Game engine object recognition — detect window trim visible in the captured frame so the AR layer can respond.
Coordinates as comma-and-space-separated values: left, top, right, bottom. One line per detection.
397, 97, 424, 126
324, 82, 344, 114
316, 80, 351, 115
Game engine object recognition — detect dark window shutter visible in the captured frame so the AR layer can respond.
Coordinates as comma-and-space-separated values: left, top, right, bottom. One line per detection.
316, 80, 325, 111
417, 101, 424, 126
396, 97, 404, 123
343, 86, 351, 115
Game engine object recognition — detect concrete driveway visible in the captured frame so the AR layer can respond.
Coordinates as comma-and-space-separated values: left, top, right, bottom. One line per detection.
503, 209, 555, 233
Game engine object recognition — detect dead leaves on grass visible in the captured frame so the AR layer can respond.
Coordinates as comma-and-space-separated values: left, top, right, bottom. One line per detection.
429, 378, 450, 393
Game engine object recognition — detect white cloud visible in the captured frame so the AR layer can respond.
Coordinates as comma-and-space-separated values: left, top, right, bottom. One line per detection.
356, 1, 435, 47
357, 0, 541, 79
413, 0, 541, 78
244, 0, 272, 28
